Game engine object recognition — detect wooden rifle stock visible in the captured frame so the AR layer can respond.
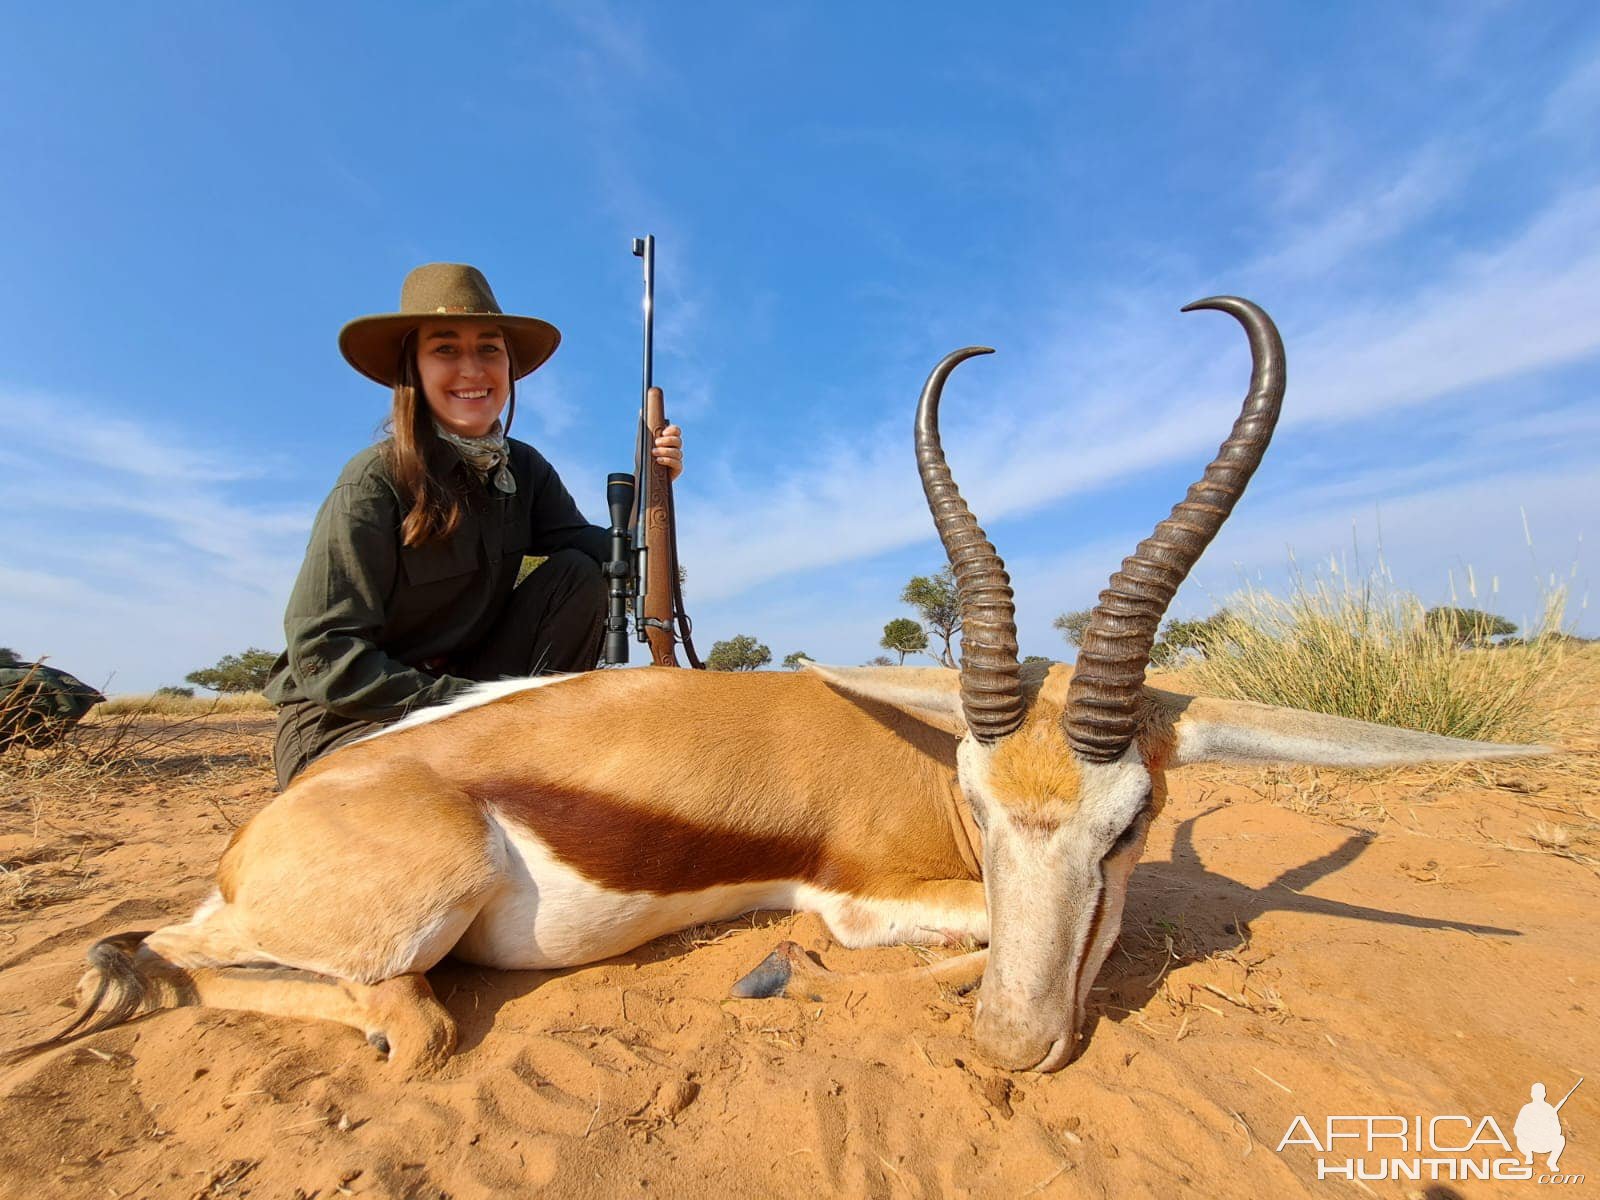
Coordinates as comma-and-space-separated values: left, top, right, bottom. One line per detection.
641, 386, 679, 666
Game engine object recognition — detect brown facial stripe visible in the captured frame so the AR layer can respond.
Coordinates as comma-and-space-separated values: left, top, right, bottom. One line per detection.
1008, 811, 1062, 835
474, 781, 867, 897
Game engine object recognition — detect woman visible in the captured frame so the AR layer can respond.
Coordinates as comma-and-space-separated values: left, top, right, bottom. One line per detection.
264, 262, 683, 789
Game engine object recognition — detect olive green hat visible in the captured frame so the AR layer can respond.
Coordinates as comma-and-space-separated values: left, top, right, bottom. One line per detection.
339, 262, 561, 387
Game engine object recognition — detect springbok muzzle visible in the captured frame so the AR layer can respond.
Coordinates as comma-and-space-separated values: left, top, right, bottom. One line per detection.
973, 988, 1079, 1072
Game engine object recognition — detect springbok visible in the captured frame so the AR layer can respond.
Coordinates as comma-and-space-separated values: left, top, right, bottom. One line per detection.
15, 298, 1547, 1076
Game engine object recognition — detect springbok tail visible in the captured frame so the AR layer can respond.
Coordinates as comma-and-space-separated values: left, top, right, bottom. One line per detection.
1, 929, 179, 1064
5, 915, 459, 1076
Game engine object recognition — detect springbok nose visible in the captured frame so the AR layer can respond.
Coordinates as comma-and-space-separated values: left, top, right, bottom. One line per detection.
973, 1000, 1070, 1072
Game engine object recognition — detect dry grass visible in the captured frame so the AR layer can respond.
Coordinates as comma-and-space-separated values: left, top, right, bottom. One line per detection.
1176, 637, 1600, 869
1184, 570, 1570, 744
1160, 562, 1598, 869
2, 708, 225, 783
98, 691, 272, 716
0, 707, 275, 914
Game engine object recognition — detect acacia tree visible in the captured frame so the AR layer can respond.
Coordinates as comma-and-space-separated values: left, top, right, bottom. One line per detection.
900, 567, 960, 667
879, 618, 928, 665
863, 655, 895, 667
1053, 609, 1092, 648
1425, 606, 1517, 647
706, 635, 771, 672
781, 651, 810, 670
1159, 610, 1239, 660
1056, 607, 1237, 666
185, 648, 279, 693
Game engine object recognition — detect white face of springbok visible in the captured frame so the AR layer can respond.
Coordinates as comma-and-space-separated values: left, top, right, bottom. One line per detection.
809, 659, 1543, 1072
832, 298, 1550, 1072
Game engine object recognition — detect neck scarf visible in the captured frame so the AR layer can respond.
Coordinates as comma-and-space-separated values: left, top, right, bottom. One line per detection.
433, 420, 516, 495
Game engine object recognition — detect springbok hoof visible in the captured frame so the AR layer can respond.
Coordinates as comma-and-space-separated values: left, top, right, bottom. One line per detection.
730, 941, 805, 999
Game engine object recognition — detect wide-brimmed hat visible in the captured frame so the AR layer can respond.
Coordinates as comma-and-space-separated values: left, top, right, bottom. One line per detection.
339, 262, 561, 387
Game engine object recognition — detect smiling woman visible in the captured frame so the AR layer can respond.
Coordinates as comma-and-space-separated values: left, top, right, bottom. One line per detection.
415, 323, 514, 438
261, 263, 685, 789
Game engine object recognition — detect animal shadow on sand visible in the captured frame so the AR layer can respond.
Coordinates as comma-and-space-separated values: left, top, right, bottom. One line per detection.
1087, 805, 1521, 1041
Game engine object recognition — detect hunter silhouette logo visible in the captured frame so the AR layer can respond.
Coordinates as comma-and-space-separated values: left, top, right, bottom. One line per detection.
1516, 1079, 1581, 1174
1275, 1076, 1584, 1185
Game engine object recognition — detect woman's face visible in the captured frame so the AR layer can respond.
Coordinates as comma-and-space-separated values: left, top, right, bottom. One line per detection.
413, 320, 512, 438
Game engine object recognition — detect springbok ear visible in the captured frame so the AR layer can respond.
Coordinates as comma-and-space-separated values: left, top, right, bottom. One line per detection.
802, 663, 967, 735
1149, 689, 1552, 768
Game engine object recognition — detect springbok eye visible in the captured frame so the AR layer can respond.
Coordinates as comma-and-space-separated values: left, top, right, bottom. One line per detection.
1107, 799, 1152, 856
967, 794, 988, 832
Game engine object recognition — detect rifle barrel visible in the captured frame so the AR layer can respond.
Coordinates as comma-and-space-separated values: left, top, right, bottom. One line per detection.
635, 234, 654, 393
1555, 1077, 1583, 1111
631, 234, 657, 633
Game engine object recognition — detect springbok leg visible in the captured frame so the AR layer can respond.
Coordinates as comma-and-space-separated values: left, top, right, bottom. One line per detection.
46, 935, 458, 1077
170, 964, 455, 1076
733, 877, 989, 1000
810, 878, 988, 950
732, 944, 988, 1001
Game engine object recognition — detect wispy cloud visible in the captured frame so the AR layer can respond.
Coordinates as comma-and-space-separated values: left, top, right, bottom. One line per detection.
513, 5, 721, 424
0, 403, 267, 486
1543, 40, 1600, 133
994, 459, 1593, 666
692, 451, 1591, 672
0, 387, 308, 686
1286, 184, 1600, 423
517, 365, 580, 437
674, 173, 1600, 607
1250, 142, 1467, 280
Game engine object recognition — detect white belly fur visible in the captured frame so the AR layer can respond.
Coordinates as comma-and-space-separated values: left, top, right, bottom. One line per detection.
452, 814, 802, 969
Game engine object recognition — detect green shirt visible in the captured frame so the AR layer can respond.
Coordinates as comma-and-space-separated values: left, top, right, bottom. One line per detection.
263, 438, 609, 721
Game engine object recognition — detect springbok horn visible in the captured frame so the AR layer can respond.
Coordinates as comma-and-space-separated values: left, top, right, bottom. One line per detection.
915, 347, 1023, 743
1064, 297, 1286, 762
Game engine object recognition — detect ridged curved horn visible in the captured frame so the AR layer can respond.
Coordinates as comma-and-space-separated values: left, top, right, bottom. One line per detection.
916, 346, 1023, 743
1065, 297, 1286, 762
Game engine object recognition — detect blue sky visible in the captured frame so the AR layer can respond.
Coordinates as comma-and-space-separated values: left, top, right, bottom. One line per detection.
1, 3, 1596, 692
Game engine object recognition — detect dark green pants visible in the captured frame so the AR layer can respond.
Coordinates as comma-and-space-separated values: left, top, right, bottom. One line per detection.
272, 548, 605, 790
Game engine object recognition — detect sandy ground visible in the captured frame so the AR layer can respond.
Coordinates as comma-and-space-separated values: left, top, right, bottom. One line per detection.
1, 660, 1595, 1199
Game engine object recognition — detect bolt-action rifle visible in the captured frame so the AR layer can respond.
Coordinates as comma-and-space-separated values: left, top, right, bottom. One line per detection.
602, 235, 703, 669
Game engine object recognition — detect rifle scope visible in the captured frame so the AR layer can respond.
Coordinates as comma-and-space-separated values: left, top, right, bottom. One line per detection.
601, 471, 636, 666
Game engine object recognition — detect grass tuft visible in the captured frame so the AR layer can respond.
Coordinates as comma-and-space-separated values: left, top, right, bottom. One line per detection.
1183, 570, 1569, 744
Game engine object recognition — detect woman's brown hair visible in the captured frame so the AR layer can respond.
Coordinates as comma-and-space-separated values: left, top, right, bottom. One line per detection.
382, 331, 517, 547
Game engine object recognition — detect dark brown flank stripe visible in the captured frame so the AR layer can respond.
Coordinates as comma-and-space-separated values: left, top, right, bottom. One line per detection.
472, 781, 868, 897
